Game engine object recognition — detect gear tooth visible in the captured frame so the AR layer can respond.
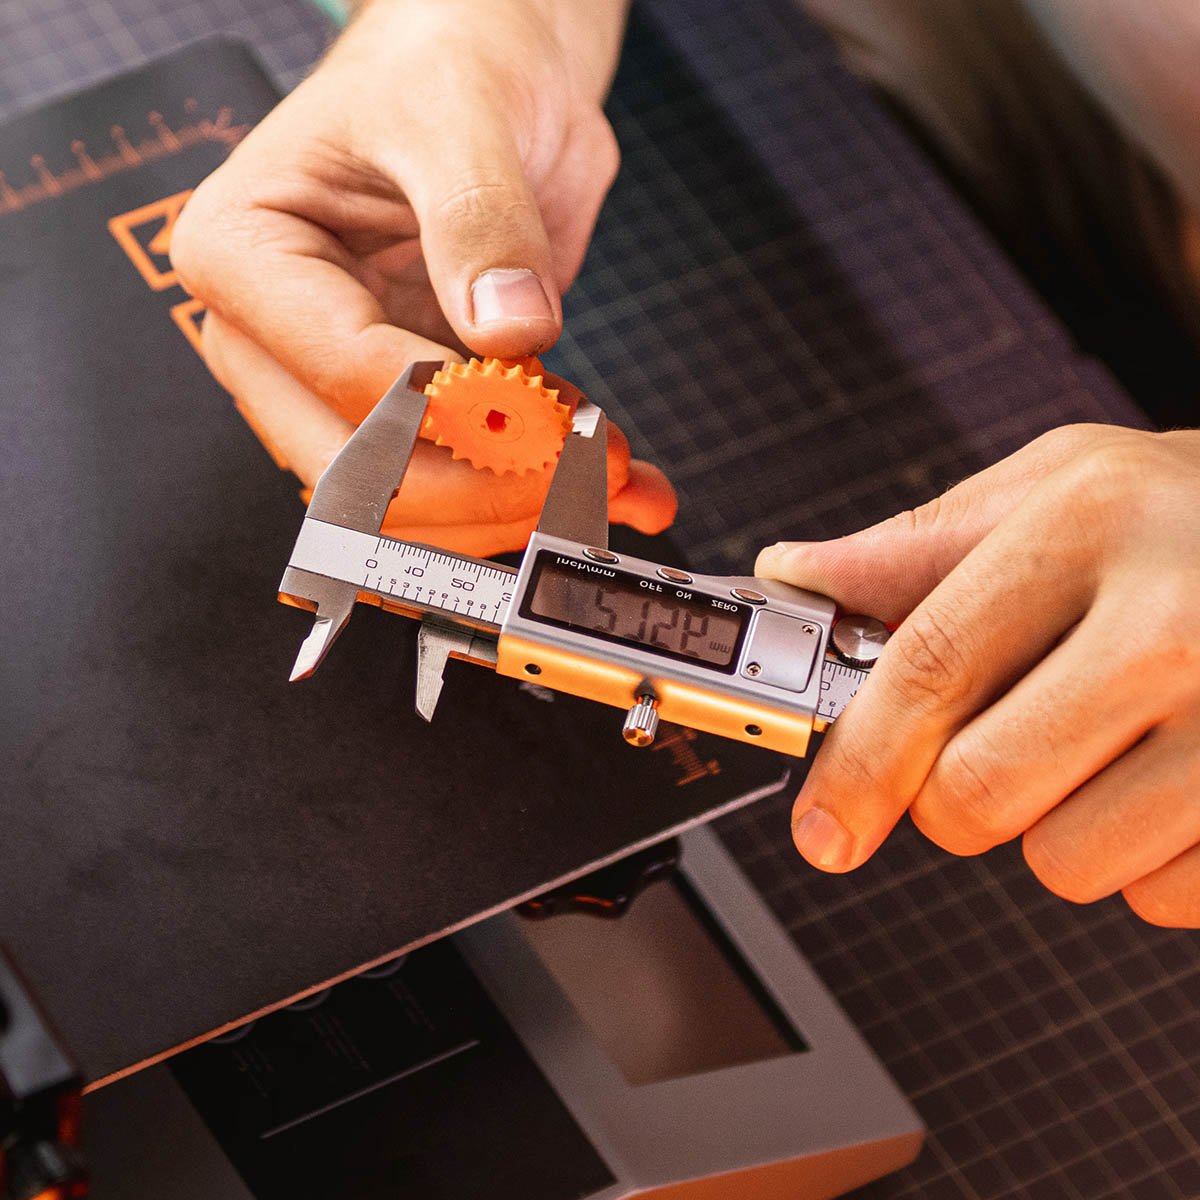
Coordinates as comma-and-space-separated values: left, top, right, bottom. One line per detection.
419, 355, 571, 474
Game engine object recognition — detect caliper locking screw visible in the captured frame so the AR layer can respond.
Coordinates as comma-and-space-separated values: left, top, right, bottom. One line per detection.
623, 694, 660, 747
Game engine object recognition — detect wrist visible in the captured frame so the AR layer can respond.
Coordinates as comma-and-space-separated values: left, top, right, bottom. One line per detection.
531, 0, 631, 99
342, 0, 629, 102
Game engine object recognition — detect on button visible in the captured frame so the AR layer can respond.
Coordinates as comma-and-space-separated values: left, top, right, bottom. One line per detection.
658, 566, 693, 584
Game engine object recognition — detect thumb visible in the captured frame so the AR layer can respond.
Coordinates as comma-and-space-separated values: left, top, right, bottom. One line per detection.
753, 495, 995, 624
404, 124, 561, 359
751, 426, 1111, 621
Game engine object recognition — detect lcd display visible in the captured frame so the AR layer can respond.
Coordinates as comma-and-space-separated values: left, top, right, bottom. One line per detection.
526, 558, 747, 669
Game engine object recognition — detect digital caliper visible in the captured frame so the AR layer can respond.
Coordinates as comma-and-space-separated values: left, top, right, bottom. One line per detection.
279, 361, 889, 757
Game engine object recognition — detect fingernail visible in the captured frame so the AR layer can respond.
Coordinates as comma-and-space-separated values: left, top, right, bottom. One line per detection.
755, 541, 806, 576
471, 269, 553, 326
792, 807, 855, 871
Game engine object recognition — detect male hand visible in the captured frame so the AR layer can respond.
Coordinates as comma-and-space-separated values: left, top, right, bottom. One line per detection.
756, 425, 1200, 926
170, 0, 675, 557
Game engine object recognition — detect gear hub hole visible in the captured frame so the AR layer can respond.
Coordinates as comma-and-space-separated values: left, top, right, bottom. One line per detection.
484, 408, 510, 434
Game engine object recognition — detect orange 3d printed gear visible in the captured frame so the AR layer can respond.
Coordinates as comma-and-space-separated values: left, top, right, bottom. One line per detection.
420, 357, 573, 475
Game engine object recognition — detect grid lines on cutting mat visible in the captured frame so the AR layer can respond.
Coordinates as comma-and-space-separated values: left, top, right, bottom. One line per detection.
549, 5, 1197, 1197
0, 0, 331, 118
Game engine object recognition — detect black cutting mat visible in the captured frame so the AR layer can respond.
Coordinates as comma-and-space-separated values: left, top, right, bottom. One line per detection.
3, 0, 1197, 1196
0, 0, 329, 113
0, 39, 792, 1086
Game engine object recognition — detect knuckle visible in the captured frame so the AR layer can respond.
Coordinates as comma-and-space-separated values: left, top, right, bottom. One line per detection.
886, 604, 972, 710
1092, 579, 1199, 708
1029, 422, 1113, 459
437, 177, 534, 230
170, 175, 261, 301
885, 492, 945, 538
1055, 435, 1157, 517
167, 192, 210, 294
1140, 575, 1200, 664
589, 117, 621, 189
819, 723, 889, 803
169, 176, 233, 286
915, 743, 1010, 854
1022, 828, 1106, 905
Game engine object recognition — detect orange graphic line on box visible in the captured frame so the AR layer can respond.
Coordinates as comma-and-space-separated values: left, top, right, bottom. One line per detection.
168, 297, 291, 473
110, 191, 192, 290
169, 296, 206, 354
0, 103, 249, 220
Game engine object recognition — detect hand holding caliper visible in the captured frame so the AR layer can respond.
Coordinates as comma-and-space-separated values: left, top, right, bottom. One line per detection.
168, 0, 669, 559
280, 360, 886, 757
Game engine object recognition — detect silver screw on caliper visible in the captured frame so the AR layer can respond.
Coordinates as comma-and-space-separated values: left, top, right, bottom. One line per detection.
831, 615, 890, 668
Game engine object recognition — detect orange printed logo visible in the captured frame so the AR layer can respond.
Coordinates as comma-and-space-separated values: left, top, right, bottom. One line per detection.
650, 724, 722, 787
107, 190, 191, 290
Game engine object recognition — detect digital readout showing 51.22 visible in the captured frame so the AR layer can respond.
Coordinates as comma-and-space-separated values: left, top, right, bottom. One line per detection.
526, 556, 747, 669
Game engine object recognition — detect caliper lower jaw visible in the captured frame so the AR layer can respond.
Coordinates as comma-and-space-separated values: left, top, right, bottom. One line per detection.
279, 567, 358, 681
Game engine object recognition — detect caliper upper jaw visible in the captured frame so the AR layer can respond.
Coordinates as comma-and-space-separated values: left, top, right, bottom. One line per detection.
536, 399, 609, 548
302, 360, 440, 530
279, 361, 441, 680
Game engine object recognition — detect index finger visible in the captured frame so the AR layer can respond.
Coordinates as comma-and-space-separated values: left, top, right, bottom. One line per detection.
203, 315, 675, 549
173, 154, 449, 426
